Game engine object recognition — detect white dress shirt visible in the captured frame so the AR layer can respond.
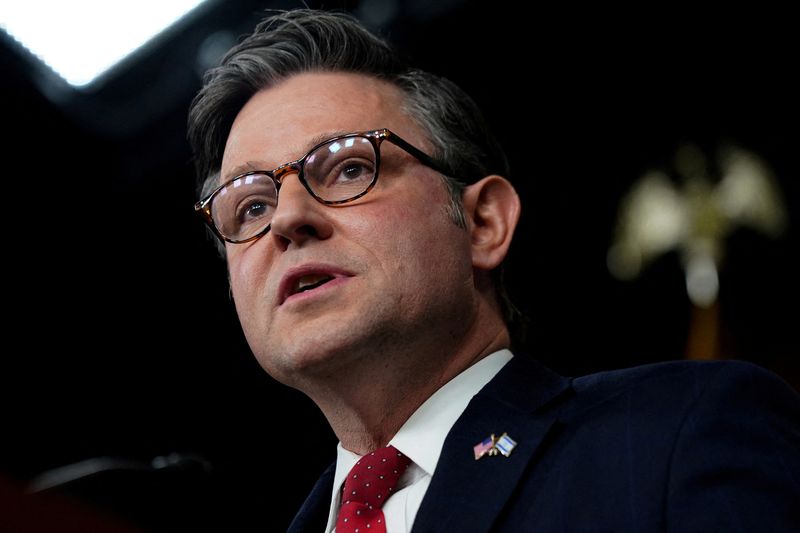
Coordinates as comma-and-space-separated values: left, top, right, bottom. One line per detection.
324, 349, 513, 532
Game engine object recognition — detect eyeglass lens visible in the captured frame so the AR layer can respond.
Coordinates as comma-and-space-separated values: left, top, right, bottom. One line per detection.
211, 135, 377, 241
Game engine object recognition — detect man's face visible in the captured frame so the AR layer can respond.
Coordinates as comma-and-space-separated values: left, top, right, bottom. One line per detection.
220, 72, 476, 388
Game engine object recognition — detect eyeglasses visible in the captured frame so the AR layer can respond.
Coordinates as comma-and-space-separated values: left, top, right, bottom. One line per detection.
195, 128, 450, 243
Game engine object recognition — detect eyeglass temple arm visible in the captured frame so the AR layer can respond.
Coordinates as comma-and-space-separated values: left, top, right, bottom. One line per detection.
383, 132, 453, 179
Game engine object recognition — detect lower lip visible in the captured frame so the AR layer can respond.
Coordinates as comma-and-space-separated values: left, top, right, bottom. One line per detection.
282, 276, 351, 306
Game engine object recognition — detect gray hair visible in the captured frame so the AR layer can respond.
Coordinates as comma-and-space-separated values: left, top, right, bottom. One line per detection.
188, 9, 520, 332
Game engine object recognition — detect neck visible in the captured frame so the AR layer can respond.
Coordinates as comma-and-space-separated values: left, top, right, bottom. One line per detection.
302, 309, 510, 455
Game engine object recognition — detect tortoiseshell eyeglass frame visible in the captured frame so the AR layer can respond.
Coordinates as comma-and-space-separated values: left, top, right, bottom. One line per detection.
194, 128, 451, 244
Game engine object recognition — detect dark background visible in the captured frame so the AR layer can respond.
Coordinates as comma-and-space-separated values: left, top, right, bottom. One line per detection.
2, 1, 797, 531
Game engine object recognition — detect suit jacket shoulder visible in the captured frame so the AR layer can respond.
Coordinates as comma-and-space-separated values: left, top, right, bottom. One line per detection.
412, 356, 800, 532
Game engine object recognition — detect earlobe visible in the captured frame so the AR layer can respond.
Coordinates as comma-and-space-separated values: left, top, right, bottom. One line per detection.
462, 175, 521, 271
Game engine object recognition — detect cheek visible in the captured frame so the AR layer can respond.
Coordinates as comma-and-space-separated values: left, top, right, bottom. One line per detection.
226, 248, 248, 291
226, 244, 270, 307
358, 195, 470, 287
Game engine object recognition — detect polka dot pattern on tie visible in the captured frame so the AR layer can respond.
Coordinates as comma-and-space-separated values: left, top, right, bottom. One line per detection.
336, 445, 411, 533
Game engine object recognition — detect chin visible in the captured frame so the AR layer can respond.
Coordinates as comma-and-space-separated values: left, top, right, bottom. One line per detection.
252, 333, 367, 387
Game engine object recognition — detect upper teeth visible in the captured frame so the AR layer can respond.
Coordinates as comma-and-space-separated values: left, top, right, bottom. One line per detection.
296, 274, 332, 292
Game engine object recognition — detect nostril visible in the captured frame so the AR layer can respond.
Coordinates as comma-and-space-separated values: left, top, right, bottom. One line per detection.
296, 224, 318, 237
272, 223, 317, 251
274, 232, 291, 252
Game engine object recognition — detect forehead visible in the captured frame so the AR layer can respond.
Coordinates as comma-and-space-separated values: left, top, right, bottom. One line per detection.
221, 72, 426, 177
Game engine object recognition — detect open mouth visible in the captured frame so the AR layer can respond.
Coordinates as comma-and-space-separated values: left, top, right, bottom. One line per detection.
293, 274, 335, 295
279, 265, 353, 305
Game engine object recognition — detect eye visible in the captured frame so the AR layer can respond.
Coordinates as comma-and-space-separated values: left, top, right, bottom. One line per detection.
236, 195, 275, 224
244, 201, 267, 218
327, 158, 374, 185
339, 162, 370, 181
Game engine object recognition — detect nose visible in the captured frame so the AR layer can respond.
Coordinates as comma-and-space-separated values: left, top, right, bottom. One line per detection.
269, 173, 333, 251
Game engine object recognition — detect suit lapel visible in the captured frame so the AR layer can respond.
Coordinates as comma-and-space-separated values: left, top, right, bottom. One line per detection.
411, 356, 571, 532
287, 462, 336, 533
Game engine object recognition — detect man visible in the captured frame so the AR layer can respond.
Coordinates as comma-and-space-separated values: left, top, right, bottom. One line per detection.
189, 9, 799, 532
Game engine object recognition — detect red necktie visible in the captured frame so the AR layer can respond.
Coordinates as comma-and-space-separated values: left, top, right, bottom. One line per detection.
336, 445, 411, 533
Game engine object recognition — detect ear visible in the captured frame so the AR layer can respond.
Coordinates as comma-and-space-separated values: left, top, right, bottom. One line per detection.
461, 175, 521, 271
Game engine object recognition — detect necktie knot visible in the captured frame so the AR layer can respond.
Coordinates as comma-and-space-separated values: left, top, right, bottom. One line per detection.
337, 445, 411, 533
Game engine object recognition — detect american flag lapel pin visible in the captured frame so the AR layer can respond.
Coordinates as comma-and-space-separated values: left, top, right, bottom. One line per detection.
495, 432, 517, 457
473, 434, 497, 460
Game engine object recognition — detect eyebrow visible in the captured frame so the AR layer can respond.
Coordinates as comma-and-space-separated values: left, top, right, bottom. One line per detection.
222, 129, 353, 182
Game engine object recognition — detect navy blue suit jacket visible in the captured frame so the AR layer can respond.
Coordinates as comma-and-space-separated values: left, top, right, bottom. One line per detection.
288, 356, 800, 532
